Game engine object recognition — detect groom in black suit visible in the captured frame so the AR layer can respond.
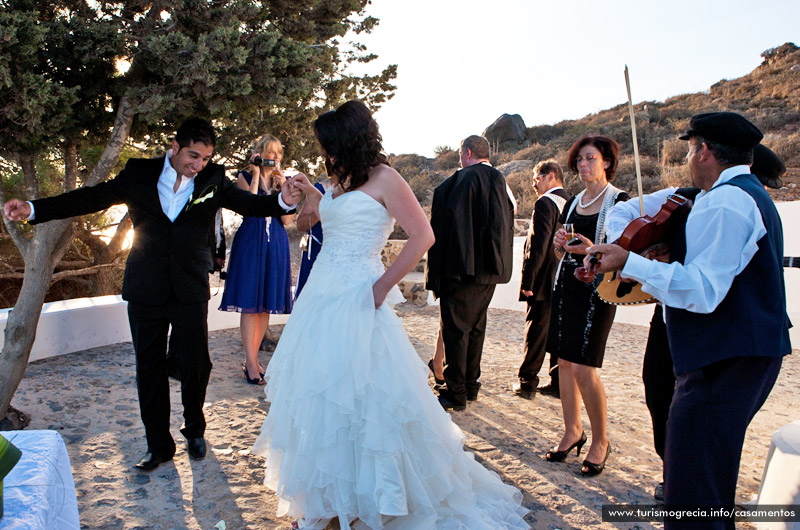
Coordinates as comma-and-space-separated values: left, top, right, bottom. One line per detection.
4, 118, 303, 470
425, 135, 514, 411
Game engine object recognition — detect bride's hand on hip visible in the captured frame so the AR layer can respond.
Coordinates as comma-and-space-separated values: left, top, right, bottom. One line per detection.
372, 279, 390, 309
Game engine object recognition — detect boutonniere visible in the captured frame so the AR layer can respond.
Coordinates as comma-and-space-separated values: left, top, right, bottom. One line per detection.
185, 185, 217, 212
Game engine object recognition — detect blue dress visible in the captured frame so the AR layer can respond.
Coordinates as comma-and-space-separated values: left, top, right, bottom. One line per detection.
219, 171, 293, 314
294, 182, 325, 300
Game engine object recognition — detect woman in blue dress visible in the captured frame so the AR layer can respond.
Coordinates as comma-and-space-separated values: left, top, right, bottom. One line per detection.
293, 180, 329, 300
219, 134, 293, 384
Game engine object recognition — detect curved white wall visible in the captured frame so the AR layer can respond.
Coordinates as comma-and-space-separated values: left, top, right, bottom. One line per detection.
0, 291, 287, 363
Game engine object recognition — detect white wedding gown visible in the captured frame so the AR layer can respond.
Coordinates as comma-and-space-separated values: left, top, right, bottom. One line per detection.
252, 191, 528, 530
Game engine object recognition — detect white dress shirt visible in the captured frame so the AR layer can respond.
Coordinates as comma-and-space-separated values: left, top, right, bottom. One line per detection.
158, 150, 195, 222
620, 165, 766, 314
157, 150, 295, 218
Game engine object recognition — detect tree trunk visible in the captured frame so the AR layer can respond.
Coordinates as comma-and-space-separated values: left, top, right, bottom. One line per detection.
0, 219, 73, 419
0, 97, 135, 422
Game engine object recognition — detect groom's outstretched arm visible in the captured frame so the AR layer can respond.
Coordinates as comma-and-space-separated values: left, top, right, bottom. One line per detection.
11, 167, 130, 225
220, 172, 309, 217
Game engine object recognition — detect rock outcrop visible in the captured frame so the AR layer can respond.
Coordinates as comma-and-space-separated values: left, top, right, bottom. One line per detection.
483, 114, 527, 146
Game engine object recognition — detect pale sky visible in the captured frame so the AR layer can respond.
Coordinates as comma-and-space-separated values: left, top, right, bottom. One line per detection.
348, 0, 800, 157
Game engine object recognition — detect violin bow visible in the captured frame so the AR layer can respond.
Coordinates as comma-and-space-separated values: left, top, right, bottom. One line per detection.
624, 65, 645, 216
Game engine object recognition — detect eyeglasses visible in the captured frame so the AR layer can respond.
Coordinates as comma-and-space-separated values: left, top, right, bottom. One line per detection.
575, 155, 601, 164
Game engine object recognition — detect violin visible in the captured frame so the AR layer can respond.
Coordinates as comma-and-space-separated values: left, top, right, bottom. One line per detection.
575, 193, 693, 305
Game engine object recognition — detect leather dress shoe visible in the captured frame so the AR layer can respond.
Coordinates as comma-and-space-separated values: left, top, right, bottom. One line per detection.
186, 437, 206, 460
537, 382, 560, 398
135, 452, 174, 471
654, 481, 665, 502
437, 394, 466, 412
466, 382, 481, 402
513, 380, 536, 400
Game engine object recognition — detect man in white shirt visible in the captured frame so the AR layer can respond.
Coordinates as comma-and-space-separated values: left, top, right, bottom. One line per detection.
5, 118, 306, 472
604, 143, 787, 503
586, 112, 791, 529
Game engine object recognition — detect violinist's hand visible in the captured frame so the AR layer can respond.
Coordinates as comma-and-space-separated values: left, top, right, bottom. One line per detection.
564, 233, 593, 255
584, 243, 629, 273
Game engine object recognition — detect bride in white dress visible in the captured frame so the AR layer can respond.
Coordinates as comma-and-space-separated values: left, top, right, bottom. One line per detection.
252, 100, 528, 530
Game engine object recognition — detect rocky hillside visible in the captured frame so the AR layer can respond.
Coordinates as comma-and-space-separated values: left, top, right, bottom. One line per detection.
393, 42, 800, 219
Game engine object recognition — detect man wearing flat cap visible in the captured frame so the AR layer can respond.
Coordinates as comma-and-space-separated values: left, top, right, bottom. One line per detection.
589, 111, 791, 529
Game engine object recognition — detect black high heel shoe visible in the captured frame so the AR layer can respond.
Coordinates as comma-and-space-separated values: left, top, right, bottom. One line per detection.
545, 432, 587, 462
428, 359, 445, 386
241, 362, 265, 379
242, 365, 265, 385
580, 442, 611, 476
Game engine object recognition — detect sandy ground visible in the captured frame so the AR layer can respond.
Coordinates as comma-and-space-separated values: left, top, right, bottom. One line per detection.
10, 304, 800, 530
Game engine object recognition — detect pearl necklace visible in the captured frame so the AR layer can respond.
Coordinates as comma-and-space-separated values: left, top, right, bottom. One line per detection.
578, 183, 609, 208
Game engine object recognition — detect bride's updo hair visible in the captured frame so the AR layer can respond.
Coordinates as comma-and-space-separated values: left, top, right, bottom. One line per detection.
314, 100, 389, 191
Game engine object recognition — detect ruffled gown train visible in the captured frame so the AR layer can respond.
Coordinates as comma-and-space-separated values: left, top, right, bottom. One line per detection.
253, 191, 528, 530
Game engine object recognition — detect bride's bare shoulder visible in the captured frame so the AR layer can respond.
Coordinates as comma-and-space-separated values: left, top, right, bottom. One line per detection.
369, 163, 404, 185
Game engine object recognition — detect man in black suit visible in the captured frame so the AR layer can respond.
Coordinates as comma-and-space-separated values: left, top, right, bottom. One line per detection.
514, 160, 570, 400
4, 118, 304, 471
425, 135, 514, 411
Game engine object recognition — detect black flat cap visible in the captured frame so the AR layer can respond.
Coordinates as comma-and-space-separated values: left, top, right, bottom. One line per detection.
679, 111, 763, 150
751, 144, 785, 189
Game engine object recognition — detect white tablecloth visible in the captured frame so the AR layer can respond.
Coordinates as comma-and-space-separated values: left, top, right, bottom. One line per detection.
756, 420, 800, 530
0, 430, 80, 530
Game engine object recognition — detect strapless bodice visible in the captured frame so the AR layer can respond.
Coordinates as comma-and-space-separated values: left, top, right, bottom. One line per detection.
313, 190, 395, 278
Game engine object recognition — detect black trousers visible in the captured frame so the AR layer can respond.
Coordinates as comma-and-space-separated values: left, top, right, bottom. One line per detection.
439, 279, 496, 406
128, 295, 212, 455
642, 304, 675, 462
518, 299, 557, 386
663, 356, 782, 530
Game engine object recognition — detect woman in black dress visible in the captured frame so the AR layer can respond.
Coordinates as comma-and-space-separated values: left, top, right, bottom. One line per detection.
545, 135, 629, 475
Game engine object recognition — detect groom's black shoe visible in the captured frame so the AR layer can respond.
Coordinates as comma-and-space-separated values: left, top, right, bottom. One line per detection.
186, 437, 206, 460
438, 395, 466, 411
437, 389, 467, 411
466, 382, 481, 402
135, 451, 174, 471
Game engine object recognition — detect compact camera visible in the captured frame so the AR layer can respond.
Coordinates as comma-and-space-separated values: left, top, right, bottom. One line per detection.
251, 156, 277, 167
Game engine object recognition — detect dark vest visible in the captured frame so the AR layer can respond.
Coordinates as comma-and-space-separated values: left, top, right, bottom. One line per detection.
665, 174, 791, 375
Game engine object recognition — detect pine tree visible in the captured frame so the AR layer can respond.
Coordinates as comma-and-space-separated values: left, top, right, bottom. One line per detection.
0, 0, 396, 422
